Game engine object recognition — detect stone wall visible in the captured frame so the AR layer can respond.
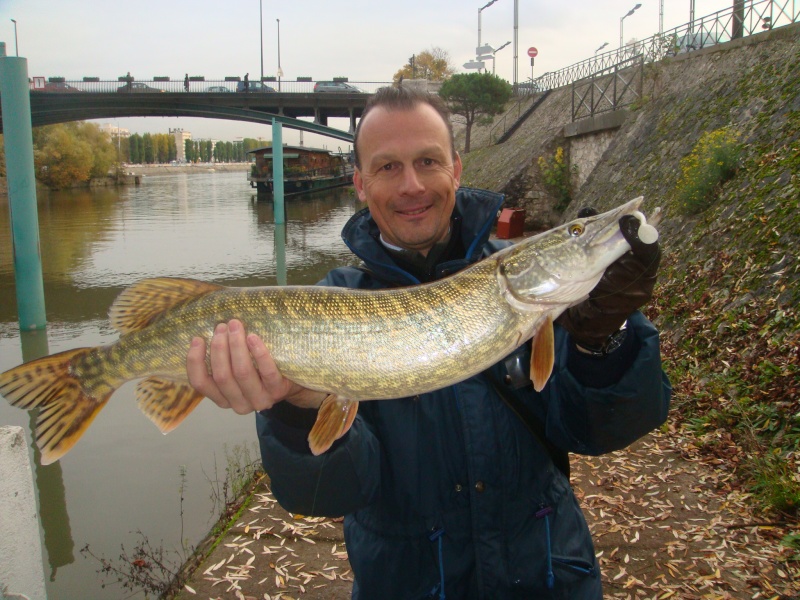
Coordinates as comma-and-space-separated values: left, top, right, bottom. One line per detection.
459, 22, 800, 231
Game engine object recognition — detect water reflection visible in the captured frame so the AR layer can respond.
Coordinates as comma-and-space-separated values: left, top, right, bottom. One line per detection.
20, 327, 75, 581
0, 172, 360, 600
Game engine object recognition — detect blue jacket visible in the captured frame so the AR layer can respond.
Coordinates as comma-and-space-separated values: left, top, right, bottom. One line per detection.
256, 187, 671, 599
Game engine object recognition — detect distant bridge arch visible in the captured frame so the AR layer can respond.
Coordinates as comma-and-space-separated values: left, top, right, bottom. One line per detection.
1, 92, 365, 142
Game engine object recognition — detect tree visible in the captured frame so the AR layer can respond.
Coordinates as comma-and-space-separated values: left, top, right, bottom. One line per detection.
439, 72, 513, 153
393, 47, 455, 83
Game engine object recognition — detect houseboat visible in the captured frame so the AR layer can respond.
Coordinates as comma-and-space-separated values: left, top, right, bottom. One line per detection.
247, 145, 354, 196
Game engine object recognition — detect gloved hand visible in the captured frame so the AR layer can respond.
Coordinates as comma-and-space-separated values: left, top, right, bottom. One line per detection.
557, 209, 661, 350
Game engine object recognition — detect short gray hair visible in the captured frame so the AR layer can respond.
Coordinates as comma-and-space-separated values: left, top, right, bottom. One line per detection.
353, 86, 455, 169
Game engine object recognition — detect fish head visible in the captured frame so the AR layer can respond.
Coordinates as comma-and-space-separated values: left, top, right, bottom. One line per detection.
497, 197, 645, 310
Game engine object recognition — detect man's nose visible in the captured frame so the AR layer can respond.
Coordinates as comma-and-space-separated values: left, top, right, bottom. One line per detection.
398, 166, 425, 195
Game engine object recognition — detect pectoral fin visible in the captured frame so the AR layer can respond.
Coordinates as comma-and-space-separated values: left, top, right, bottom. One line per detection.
530, 316, 555, 392
308, 395, 358, 455
136, 377, 205, 433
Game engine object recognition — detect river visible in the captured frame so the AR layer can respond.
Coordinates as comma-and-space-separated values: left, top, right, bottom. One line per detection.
0, 171, 360, 599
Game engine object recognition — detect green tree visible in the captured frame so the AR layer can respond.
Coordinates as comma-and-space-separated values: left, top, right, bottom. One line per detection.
33, 124, 94, 189
439, 72, 513, 153
129, 133, 142, 164
142, 133, 154, 163
393, 47, 455, 83
184, 139, 194, 163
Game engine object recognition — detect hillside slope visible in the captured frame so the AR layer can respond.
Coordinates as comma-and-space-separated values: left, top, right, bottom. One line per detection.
461, 23, 800, 514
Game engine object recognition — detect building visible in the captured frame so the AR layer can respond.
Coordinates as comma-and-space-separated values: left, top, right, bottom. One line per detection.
170, 128, 192, 163
98, 123, 129, 138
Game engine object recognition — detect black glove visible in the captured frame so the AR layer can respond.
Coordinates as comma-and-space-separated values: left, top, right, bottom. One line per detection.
557, 209, 661, 350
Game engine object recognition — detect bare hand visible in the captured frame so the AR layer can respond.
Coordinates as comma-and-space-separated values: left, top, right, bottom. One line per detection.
186, 319, 326, 414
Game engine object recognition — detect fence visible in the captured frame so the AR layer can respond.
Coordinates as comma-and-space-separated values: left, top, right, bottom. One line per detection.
533, 0, 798, 93
28, 78, 391, 94
571, 55, 643, 121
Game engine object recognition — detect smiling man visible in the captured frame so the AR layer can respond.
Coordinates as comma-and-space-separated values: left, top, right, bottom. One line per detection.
187, 85, 670, 599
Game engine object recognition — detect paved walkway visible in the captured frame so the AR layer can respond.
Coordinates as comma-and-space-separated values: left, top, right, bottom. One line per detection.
172, 429, 799, 600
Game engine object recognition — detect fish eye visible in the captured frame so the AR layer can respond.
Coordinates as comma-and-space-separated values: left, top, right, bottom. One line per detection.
568, 223, 584, 237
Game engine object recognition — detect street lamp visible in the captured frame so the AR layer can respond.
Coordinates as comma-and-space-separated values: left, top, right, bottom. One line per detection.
619, 3, 641, 49
477, 0, 499, 53
492, 40, 511, 75
10, 19, 18, 56
595, 42, 609, 54
259, 0, 264, 82
276, 18, 283, 92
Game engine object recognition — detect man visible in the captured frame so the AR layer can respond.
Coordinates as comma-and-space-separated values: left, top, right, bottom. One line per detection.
187, 86, 671, 598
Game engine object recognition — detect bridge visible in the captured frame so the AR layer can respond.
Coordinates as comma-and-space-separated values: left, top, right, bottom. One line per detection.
1, 79, 392, 142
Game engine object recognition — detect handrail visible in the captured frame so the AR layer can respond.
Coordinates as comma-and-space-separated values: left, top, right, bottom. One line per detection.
533, 0, 798, 92
27, 79, 391, 94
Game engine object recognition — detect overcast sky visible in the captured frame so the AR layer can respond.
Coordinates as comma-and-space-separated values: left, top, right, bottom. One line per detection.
2, 0, 727, 148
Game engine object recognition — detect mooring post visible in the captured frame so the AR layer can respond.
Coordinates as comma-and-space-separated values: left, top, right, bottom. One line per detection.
272, 120, 285, 224
0, 42, 47, 330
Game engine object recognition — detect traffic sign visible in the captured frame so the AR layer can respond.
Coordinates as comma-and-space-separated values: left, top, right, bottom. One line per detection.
527, 47, 538, 58
463, 60, 486, 70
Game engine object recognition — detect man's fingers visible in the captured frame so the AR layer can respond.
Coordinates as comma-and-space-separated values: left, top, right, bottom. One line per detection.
187, 336, 229, 408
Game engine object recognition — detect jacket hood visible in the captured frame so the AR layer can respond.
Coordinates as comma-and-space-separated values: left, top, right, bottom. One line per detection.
340, 186, 505, 285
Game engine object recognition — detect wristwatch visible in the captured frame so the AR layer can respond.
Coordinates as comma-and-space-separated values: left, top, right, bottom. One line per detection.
575, 320, 628, 357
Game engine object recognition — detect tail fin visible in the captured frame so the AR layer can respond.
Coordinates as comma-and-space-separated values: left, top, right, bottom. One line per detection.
0, 349, 112, 465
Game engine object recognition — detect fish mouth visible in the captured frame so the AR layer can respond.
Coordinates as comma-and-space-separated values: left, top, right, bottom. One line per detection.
581, 196, 645, 248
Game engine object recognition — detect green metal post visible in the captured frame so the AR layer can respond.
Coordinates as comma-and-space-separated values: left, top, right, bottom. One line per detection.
272, 120, 285, 224
0, 43, 46, 330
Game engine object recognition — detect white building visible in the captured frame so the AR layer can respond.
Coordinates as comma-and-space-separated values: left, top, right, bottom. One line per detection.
170, 128, 193, 163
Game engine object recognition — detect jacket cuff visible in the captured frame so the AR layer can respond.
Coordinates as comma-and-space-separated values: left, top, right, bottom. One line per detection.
260, 403, 318, 454
566, 326, 639, 388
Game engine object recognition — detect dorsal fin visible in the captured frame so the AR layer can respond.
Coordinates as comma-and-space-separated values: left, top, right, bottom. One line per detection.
109, 277, 224, 334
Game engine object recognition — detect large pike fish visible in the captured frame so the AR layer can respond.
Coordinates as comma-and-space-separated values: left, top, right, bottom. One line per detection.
0, 197, 658, 464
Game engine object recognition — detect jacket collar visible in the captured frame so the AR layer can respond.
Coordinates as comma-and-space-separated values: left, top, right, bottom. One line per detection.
341, 187, 505, 285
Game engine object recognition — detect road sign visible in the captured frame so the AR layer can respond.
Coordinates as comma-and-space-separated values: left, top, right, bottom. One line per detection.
463, 61, 486, 70
527, 47, 538, 58
476, 44, 494, 55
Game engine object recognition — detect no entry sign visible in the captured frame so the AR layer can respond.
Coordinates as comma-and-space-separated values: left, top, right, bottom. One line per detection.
527, 47, 538, 58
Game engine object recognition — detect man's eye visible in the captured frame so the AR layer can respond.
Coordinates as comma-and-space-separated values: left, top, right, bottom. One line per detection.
381, 163, 394, 171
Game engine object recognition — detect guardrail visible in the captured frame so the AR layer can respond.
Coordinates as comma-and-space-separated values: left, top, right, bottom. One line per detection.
571, 55, 643, 121
28, 79, 391, 94
533, 0, 798, 93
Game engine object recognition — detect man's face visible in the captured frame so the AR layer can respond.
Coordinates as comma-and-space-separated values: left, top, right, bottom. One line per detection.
353, 103, 462, 256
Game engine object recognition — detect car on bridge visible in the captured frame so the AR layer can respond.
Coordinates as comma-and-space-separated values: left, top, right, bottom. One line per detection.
117, 82, 165, 93
313, 81, 365, 93
236, 81, 276, 93
206, 86, 232, 93
34, 81, 83, 93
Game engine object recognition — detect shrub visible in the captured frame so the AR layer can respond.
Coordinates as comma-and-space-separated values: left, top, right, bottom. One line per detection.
537, 146, 572, 211
676, 127, 742, 214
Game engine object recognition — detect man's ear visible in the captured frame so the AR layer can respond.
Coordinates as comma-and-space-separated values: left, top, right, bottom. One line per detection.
353, 169, 368, 202
453, 152, 463, 187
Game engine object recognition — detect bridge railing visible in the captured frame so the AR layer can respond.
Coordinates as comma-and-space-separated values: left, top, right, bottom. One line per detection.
531, 0, 798, 93
29, 79, 392, 94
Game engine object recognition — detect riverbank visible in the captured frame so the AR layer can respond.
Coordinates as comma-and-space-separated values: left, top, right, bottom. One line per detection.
125, 162, 251, 177
0, 162, 251, 195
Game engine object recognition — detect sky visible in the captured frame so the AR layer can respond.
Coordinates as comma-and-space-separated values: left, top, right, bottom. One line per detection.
1, 0, 729, 148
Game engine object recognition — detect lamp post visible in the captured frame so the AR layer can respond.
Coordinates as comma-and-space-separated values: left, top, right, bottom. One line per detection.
10, 19, 18, 56
619, 3, 641, 50
259, 0, 263, 82
492, 40, 511, 75
595, 41, 609, 54
477, 0, 499, 54
276, 18, 283, 92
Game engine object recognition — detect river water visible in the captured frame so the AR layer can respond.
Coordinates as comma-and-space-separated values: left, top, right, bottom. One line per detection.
0, 171, 360, 599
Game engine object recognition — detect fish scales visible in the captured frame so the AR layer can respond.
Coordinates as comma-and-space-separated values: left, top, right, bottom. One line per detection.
0, 197, 653, 463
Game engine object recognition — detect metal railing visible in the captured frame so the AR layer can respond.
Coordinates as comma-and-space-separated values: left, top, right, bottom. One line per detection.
571, 55, 643, 121
534, 0, 798, 93
28, 78, 391, 94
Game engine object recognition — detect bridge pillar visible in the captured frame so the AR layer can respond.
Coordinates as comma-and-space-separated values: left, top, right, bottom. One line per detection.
0, 43, 47, 330
349, 108, 357, 135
